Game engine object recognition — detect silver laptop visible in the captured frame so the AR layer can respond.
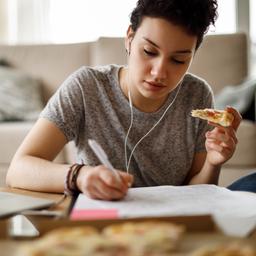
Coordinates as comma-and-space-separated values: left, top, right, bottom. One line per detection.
0, 192, 55, 218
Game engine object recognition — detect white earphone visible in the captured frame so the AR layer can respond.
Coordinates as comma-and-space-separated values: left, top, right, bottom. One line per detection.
127, 38, 132, 56
124, 84, 182, 173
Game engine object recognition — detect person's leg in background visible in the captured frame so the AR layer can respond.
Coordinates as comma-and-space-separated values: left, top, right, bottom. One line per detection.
227, 171, 256, 193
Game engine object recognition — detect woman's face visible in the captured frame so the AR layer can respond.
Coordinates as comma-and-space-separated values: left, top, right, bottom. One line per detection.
126, 17, 197, 108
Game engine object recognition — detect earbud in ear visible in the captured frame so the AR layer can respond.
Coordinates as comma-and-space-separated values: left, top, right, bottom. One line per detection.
125, 44, 130, 55
127, 39, 132, 55
125, 36, 133, 56
126, 46, 131, 56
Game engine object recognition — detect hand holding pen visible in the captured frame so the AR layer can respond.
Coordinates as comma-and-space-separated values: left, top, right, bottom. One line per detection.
88, 139, 123, 183
75, 140, 133, 200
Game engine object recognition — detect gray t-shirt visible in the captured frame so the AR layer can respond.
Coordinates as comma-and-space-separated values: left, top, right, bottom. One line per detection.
40, 64, 213, 187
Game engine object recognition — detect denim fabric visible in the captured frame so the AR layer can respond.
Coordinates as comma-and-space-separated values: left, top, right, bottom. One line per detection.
227, 171, 256, 193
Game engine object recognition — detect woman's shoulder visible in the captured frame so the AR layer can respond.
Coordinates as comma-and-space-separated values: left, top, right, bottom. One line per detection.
182, 73, 213, 96
183, 73, 211, 88
59, 64, 122, 95
70, 64, 122, 81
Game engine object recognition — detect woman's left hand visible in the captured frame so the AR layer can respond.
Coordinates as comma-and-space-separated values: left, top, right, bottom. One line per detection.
205, 106, 242, 167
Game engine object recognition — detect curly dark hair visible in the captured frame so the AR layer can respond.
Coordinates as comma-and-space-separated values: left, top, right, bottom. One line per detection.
130, 0, 218, 50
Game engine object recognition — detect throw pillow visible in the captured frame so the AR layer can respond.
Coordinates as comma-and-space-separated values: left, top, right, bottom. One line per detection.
215, 78, 256, 121
0, 66, 44, 121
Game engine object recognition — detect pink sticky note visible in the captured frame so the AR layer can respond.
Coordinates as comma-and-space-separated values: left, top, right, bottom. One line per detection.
70, 209, 118, 220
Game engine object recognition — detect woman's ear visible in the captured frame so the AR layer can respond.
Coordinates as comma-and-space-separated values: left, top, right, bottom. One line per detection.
125, 26, 135, 55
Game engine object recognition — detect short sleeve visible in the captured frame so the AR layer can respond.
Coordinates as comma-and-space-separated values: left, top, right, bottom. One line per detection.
40, 68, 86, 142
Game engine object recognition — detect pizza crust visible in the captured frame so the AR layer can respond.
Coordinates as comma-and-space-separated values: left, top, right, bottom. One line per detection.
17, 223, 256, 256
18, 221, 185, 256
191, 108, 234, 127
190, 242, 256, 256
18, 226, 104, 256
102, 221, 185, 254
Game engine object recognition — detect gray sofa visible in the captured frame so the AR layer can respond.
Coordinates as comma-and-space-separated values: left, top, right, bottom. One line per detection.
0, 33, 255, 187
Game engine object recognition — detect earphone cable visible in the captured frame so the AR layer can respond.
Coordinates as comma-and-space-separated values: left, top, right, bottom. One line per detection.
124, 90, 134, 170
125, 84, 182, 173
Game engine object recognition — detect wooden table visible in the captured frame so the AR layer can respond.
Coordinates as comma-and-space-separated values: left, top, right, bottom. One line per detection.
0, 187, 255, 256
0, 187, 72, 256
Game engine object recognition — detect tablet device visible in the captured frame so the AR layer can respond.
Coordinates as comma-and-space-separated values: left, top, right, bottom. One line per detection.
0, 192, 55, 218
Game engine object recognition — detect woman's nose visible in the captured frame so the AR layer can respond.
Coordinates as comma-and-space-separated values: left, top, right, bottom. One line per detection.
150, 59, 168, 82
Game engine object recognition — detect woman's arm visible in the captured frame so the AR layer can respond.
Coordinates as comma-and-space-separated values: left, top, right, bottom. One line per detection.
6, 118, 70, 192
184, 152, 220, 185
6, 118, 133, 199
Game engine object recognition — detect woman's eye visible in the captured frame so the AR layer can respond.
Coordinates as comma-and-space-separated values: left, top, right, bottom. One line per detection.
144, 49, 157, 56
172, 58, 185, 64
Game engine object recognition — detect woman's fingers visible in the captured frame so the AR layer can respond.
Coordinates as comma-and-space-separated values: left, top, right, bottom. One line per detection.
206, 135, 235, 152
206, 141, 232, 155
83, 174, 127, 200
83, 184, 106, 200
79, 165, 133, 200
91, 178, 126, 200
206, 126, 238, 145
206, 130, 227, 142
225, 126, 238, 144
205, 127, 236, 161
118, 171, 134, 187
99, 168, 132, 192
226, 106, 242, 132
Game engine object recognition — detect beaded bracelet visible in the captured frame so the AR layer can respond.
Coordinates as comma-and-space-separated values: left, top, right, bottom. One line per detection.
64, 163, 84, 196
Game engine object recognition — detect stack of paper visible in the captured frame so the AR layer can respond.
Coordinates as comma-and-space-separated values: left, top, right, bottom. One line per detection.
70, 184, 256, 237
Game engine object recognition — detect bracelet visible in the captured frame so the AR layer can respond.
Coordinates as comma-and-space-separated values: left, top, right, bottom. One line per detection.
64, 164, 76, 196
64, 164, 84, 196
70, 164, 84, 191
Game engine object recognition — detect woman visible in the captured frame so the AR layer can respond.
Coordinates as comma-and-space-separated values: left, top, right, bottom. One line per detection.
6, 0, 243, 199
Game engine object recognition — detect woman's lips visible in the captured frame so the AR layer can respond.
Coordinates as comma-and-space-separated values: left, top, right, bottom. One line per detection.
144, 81, 166, 91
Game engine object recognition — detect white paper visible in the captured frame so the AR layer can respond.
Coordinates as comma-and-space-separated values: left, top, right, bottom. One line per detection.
73, 184, 256, 236
213, 215, 256, 237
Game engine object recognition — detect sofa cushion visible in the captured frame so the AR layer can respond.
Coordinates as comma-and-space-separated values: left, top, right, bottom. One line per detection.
0, 163, 9, 187
0, 122, 66, 164
226, 120, 256, 166
0, 67, 44, 121
189, 33, 248, 94
0, 122, 34, 163
90, 37, 126, 66
0, 43, 92, 101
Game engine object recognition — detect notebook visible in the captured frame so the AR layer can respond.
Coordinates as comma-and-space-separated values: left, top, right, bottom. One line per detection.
0, 191, 55, 218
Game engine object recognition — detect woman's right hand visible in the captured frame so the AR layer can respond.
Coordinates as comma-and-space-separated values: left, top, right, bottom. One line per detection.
76, 165, 134, 200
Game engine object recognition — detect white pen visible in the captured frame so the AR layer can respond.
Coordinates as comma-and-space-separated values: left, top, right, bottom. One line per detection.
88, 139, 122, 183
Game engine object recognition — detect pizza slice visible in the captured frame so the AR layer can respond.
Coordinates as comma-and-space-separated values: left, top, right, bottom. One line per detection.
18, 226, 130, 256
191, 108, 234, 127
102, 221, 185, 254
